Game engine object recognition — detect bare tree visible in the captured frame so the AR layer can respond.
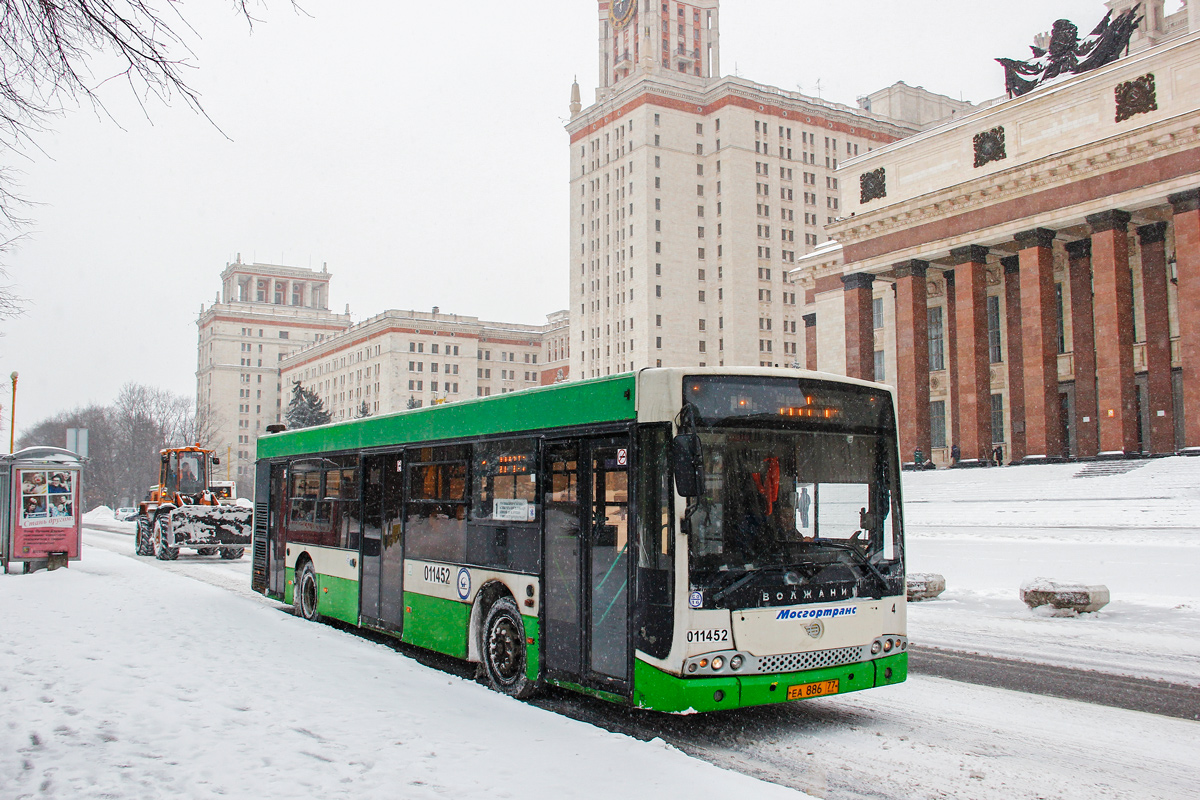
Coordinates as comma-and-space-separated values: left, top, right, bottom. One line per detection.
0, 1, 290, 313
17, 403, 116, 508
19, 383, 214, 509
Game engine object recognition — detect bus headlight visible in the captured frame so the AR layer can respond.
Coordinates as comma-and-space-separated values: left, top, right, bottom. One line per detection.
870, 641, 882, 655
711, 656, 725, 671
883, 639, 894, 652
729, 655, 744, 671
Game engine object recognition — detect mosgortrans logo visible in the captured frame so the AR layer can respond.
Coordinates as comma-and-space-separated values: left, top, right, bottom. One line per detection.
776, 606, 857, 620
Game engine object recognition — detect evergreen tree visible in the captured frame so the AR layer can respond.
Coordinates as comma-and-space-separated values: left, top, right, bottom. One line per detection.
357, 401, 371, 418
285, 381, 332, 430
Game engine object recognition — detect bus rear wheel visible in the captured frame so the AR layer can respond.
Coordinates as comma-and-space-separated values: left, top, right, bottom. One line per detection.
482, 597, 535, 699
219, 547, 244, 560
295, 561, 321, 621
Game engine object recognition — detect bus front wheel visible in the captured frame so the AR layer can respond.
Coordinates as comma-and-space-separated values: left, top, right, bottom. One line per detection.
481, 597, 535, 699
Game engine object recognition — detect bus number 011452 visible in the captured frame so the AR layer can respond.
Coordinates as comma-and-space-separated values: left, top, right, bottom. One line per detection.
686, 628, 730, 644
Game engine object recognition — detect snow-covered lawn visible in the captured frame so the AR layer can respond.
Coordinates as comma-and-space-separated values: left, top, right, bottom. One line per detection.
902, 456, 1200, 686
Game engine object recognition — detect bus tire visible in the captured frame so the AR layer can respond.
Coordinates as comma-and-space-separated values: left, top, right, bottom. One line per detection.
197, 547, 218, 556
219, 547, 244, 560
295, 561, 321, 622
481, 597, 536, 699
154, 517, 178, 561
135, 516, 153, 556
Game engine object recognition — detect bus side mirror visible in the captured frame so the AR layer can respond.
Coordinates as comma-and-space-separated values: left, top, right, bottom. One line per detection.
161, 453, 169, 463
671, 433, 703, 497
211, 456, 220, 465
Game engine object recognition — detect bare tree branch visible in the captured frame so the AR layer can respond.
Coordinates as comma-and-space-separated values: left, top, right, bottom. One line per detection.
0, 1, 294, 320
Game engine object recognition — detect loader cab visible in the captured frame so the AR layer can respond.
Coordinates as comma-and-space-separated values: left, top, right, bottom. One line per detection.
162, 450, 208, 498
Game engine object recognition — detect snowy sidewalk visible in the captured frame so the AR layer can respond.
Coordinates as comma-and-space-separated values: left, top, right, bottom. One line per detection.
0, 546, 810, 799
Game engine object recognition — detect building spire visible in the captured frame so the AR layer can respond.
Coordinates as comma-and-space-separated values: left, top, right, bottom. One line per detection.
570, 77, 582, 116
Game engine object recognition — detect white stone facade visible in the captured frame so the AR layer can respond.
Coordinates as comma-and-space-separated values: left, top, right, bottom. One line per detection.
196, 259, 351, 494
279, 309, 570, 418
568, 1, 930, 381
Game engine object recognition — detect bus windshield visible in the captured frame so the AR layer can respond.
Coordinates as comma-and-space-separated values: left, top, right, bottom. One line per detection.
682, 377, 904, 608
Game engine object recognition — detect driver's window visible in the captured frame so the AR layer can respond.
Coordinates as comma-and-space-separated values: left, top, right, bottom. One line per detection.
813, 482, 869, 540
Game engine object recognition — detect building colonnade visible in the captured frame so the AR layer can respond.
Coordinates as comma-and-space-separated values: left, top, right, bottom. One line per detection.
836, 189, 1199, 465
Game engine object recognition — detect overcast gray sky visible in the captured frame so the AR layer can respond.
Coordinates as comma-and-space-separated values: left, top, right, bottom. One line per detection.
1, 0, 1137, 436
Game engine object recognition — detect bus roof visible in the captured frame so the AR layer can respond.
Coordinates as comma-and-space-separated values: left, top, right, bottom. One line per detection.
257, 372, 637, 460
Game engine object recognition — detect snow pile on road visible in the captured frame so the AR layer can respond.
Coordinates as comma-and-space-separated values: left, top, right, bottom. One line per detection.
82, 505, 136, 533
901, 456, 1200, 685
0, 547, 810, 799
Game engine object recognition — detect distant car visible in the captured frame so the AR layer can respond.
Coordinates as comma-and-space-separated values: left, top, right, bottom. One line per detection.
115, 507, 138, 521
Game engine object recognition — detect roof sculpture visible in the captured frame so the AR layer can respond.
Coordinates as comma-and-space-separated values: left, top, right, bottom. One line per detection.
998, 5, 1144, 97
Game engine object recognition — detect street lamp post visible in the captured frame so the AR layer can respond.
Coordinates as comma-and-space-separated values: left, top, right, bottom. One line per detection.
9, 371, 16, 453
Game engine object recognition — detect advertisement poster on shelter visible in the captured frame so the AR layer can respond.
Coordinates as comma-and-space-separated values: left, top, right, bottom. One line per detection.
11, 469, 80, 559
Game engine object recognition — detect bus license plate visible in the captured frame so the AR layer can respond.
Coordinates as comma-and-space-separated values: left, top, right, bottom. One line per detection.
787, 679, 839, 700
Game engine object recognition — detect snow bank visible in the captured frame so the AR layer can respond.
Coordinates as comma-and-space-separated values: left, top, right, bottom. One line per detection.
83, 505, 115, 520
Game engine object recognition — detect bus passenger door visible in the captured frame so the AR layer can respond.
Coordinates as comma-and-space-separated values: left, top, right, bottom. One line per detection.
543, 442, 582, 677
543, 435, 631, 690
586, 437, 631, 686
359, 456, 384, 623
360, 452, 405, 632
378, 452, 406, 631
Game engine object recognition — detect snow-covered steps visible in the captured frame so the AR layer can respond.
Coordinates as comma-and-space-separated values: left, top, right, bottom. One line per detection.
1073, 459, 1150, 479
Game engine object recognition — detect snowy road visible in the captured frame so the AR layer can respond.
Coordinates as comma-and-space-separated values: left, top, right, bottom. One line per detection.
68, 524, 1200, 800
82, 526, 255, 600
535, 674, 1199, 800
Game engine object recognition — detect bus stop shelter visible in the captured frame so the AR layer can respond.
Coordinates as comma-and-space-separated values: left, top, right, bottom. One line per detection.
0, 447, 84, 573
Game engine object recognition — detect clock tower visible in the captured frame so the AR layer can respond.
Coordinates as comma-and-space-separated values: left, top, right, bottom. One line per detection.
598, 0, 720, 94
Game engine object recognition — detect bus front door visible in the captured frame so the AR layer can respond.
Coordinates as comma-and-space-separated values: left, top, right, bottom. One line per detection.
544, 436, 631, 691
361, 452, 405, 632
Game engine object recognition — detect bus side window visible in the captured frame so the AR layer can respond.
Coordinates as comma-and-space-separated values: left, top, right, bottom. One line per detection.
468, 438, 539, 572
405, 446, 469, 564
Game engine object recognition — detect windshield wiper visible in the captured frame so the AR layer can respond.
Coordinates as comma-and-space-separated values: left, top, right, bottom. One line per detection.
805, 539, 891, 594
709, 562, 800, 603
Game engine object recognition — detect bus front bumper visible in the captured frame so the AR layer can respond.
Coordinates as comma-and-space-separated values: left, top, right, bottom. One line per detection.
633, 651, 907, 714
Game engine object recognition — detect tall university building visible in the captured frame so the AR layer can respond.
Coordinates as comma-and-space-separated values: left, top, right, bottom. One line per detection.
197, 0, 974, 493
566, 0, 964, 379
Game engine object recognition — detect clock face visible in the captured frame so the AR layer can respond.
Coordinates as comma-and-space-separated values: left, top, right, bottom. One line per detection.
609, 0, 636, 29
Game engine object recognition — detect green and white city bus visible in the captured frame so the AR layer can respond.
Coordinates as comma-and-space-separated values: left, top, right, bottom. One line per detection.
251, 367, 907, 713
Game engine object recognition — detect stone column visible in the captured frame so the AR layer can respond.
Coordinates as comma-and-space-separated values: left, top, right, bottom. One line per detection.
945, 271, 961, 451
841, 273, 876, 381
1002, 257, 1027, 462
1087, 210, 1137, 456
949, 246, 992, 464
1016, 228, 1064, 460
894, 260, 930, 464
1138, 222, 1175, 455
1066, 239, 1099, 459
803, 314, 818, 371
1169, 189, 1200, 452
